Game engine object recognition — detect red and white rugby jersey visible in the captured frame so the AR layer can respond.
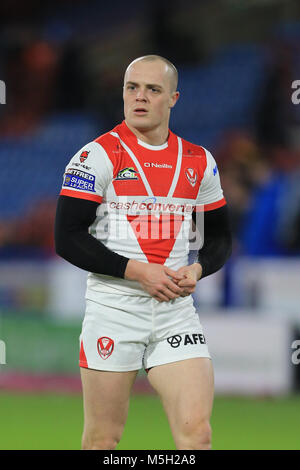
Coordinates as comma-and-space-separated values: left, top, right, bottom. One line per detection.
60, 120, 226, 296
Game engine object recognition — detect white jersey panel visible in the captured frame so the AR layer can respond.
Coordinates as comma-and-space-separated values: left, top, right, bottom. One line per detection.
196, 148, 224, 208
61, 141, 113, 200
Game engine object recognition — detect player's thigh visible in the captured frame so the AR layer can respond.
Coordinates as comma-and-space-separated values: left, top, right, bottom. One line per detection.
80, 367, 138, 434
147, 358, 214, 431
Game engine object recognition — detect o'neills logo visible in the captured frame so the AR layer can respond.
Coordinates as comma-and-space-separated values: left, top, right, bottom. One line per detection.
97, 337, 114, 360
144, 162, 172, 168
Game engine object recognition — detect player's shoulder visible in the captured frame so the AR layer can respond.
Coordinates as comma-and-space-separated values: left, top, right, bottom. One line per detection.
94, 122, 122, 149
174, 131, 213, 168
94, 130, 116, 147
68, 132, 115, 172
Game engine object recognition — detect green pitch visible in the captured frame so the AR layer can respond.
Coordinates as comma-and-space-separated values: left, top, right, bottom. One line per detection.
0, 392, 299, 450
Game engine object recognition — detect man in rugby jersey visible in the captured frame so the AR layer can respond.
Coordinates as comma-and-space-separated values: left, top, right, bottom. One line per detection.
55, 55, 232, 450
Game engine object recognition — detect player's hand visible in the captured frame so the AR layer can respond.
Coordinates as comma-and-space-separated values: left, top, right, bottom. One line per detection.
124, 260, 185, 302
171, 263, 203, 297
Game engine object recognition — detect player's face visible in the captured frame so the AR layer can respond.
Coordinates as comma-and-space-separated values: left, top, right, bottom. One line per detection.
123, 60, 179, 133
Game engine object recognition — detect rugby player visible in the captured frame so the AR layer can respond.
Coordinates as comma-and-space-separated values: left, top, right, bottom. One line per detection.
55, 55, 232, 450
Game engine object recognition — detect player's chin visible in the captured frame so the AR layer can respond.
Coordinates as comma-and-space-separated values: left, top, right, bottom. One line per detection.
129, 115, 152, 128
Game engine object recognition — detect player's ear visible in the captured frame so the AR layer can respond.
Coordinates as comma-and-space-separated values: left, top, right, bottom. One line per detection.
169, 91, 180, 109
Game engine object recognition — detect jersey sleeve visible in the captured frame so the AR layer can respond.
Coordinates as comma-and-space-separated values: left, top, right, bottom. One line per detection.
195, 148, 226, 212
60, 141, 113, 203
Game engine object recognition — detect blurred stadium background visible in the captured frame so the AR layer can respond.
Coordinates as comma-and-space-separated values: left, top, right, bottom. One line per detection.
0, 0, 300, 450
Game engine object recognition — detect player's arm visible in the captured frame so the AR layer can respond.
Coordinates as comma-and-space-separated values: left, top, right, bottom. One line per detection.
193, 204, 232, 279
54, 195, 129, 277
175, 147, 232, 294
193, 147, 232, 279
55, 141, 132, 278
174, 205, 232, 295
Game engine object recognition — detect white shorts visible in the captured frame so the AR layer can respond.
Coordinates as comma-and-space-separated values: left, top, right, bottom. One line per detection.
79, 292, 210, 372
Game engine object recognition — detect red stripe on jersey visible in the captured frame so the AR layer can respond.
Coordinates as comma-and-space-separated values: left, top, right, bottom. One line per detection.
97, 122, 181, 197
95, 131, 149, 196
194, 198, 226, 212
173, 141, 207, 199
127, 214, 184, 264
119, 125, 179, 198
79, 340, 88, 368
60, 188, 103, 203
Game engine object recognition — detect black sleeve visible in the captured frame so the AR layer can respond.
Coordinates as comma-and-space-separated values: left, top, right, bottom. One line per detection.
192, 205, 232, 279
54, 195, 130, 278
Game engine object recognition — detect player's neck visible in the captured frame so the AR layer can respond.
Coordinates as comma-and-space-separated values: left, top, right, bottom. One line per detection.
125, 120, 169, 146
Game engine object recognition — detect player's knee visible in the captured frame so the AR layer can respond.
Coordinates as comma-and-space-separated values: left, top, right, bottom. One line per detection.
81, 429, 122, 450
197, 420, 212, 450
178, 418, 212, 450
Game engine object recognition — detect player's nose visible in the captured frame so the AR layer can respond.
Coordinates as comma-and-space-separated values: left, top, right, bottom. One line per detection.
136, 88, 147, 101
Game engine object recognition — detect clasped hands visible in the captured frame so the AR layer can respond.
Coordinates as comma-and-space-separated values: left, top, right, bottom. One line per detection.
124, 260, 203, 303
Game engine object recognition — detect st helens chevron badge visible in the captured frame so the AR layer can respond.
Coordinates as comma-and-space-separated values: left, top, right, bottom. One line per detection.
185, 167, 197, 187
97, 337, 114, 360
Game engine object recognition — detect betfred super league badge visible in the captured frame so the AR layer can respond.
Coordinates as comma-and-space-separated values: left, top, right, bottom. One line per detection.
80, 150, 90, 163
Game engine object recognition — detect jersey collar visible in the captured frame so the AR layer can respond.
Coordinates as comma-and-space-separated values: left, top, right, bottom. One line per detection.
119, 120, 170, 151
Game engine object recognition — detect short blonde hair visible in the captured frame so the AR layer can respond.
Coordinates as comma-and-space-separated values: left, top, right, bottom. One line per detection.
125, 55, 178, 92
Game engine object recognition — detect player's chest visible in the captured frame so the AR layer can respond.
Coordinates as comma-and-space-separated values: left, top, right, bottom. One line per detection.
111, 147, 203, 200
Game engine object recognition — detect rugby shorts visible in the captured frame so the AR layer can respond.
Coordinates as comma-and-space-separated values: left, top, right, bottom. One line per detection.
79, 292, 210, 372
